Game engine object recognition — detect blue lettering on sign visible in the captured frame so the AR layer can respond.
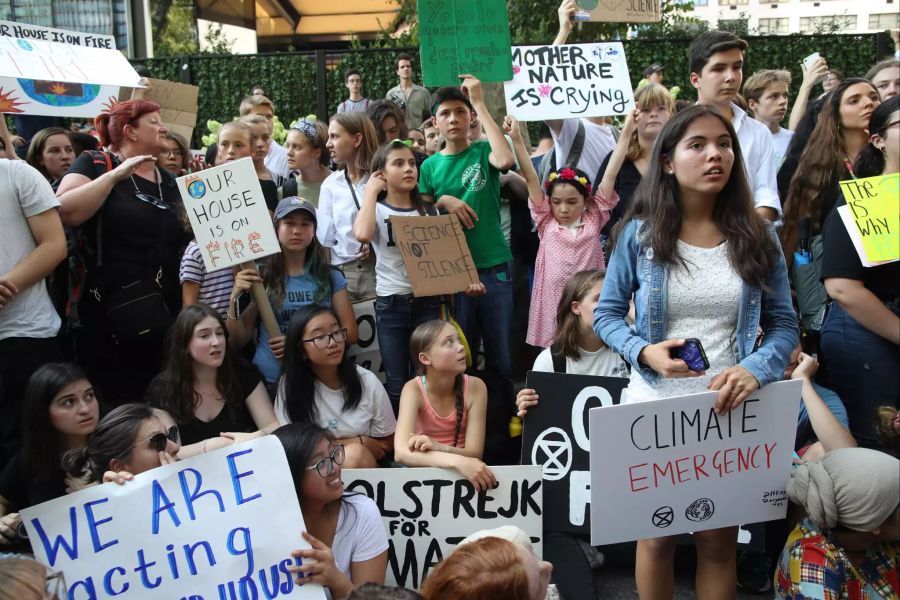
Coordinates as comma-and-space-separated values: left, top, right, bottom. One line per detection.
151, 479, 182, 534
85, 497, 118, 552
179, 467, 226, 521
29, 506, 80, 566
227, 449, 262, 505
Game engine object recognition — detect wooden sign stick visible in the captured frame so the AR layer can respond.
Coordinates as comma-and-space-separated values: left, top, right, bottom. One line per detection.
240, 261, 281, 342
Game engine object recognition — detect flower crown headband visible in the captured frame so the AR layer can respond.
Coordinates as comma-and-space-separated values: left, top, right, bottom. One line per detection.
545, 167, 592, 196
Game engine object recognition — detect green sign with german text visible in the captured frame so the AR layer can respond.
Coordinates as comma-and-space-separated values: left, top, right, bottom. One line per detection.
418, 0, 513, 87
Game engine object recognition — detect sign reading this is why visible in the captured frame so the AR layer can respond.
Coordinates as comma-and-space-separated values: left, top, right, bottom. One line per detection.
837, 174, 899, 266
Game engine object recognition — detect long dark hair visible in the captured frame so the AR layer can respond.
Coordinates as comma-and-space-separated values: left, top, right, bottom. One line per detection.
264, 207, 334, 307
280, 305, 363, 425
409, 320, 464, 448
149, 304, 239, 424
612, 105, 776, 288
273, 421, 332, 499
554, 270, 606, 360
781, 78, 879, 252
22, 363, 93, 476
370, 141, 430, 214
854, 96, 900, 178
63, 403, 155, 484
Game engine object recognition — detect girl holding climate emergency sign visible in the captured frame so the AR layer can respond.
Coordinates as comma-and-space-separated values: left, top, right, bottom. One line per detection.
595, 105, 797, 598
226, 198, 358, 389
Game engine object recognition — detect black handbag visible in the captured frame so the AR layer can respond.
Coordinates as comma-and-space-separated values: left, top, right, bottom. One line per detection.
98, 269, 172, 344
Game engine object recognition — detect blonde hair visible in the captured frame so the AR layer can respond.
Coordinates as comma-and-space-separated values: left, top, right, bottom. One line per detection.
217, 121, 252, 145
329, 112, 378, 175
626, 84, 675, 162
0, 558, 49, 600
743, 69, 792, 104
239, 114, 268, 127
239, 94, 275, 116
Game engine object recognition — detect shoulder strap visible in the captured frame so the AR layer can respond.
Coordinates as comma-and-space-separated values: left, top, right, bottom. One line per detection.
344, 169, 361, 210
549, 343, 566, 374
564, 121, 586, 169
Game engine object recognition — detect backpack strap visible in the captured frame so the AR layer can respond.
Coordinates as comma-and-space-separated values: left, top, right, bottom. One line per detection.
549, 343, 566, 374
539, 120, 586, 185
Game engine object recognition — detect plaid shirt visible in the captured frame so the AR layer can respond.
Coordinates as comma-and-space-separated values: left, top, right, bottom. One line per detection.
775, 518, 900, 599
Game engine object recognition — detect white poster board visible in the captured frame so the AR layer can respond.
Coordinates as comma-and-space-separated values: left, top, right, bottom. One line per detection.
177, 157, 281, 271
504, 43, 635, 121
346, 299, 386, 383
21, 437, 326, 600
0, 21, 126, 117
344, 466, 543, 589
589, 380, 802, 545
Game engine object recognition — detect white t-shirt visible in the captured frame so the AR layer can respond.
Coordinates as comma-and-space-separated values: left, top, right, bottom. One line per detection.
317, 170, 369, 266
551, 118, 617, 183
328, 493, 389, 599
772, 127, 794, 170
731, 103, 781, 216
532, 345, 628, 378
0, 160, 61, 341
264, 140, 290, 180
372, 200, 437, 297
275, 365, 396, 438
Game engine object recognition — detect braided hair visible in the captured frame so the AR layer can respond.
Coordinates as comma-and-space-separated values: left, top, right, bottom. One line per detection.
409, 320, 465, 448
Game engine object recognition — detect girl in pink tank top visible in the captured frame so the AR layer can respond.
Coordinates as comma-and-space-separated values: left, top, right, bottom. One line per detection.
393, 321, 496, 491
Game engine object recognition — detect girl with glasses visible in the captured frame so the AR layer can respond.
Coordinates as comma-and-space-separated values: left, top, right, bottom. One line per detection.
275, 421, 388, 599
820, 96, 900, 450
156, 132, 189, 177
145, 304, 279, 457
276, 305, 395, 469
0, 363, 100, 546
227, 198, 358, 390
63, 403, 180, 490
394, 320, 494, 491
55, 100, 191, 406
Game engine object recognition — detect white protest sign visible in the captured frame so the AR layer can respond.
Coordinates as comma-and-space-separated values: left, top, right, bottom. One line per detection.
0, 22, 125, 117
21, 436, 326, 600
344, 466, 543, 589
0, 36, 139, 86
504, 43, 634, 121
177, 157, 281, 272
346, 299, 386, 383
589, 380, 801, 545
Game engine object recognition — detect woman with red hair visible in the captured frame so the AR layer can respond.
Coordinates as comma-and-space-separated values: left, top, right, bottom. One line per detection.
56, 99, 191, 404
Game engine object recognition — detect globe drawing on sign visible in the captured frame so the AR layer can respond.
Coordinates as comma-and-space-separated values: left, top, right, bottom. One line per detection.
185, 175, 207, 199
531, 427, 572, 481
17, 79, 101, 108
16, 39, 33, 51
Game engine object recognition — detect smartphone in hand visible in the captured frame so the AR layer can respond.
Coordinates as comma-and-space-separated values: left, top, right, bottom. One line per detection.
802, 52, 821, 70
670, 338, 710, 372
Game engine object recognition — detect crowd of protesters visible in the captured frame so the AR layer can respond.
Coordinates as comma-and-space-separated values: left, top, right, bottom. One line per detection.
1, 3, 899, 598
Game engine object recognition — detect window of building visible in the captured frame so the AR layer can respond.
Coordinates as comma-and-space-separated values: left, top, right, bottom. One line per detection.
799, 14, 858, 33
758, 17, 789, 34
719, 0, 749, 5
869, 13, 900, 30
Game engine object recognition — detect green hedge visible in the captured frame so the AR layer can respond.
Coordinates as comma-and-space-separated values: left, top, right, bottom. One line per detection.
134, 33, 879, 148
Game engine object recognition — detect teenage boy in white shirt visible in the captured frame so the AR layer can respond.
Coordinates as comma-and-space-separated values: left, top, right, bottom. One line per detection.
689, 31, 781, 221
745, 69, 795, 169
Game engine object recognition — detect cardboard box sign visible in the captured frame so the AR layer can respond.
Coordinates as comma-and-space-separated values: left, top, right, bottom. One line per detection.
389, 214, 480, 297
578, 0, 661, 23
125, 78, 199, 143
589, 380, 802, 545
520, 371, 627, 535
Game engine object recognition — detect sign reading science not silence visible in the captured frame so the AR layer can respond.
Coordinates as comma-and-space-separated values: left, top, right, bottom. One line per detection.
504, 43, 635, 121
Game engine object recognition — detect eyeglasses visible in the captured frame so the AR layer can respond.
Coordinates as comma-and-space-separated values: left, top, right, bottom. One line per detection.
123, 425, 180, 455
47, 569, 66, 600
165, 148, 183, 158
130, 173, 174, 212
302, 328, 349, 349
305, 444, 345, 478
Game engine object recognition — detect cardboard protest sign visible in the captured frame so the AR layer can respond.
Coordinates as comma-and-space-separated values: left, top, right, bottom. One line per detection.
345, 466, 543, 589
126, 78, 199, 143
0, 21, 125, 117
417, 0, 513, 87
837, 174, 899, 266
577, 0, 661, 23
389, 214, 479, 297
21, 437, 326, 600
589, 380, 802, 545
505, 43, 635, 121
346, 299, 386, 383
521, 371, 627, 535
177, 157, 281, 272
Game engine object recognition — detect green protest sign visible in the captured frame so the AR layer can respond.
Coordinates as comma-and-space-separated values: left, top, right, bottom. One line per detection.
418, 0, 513, 87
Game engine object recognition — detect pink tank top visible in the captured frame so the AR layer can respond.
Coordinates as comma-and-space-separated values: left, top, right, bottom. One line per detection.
415, 375, 469, 448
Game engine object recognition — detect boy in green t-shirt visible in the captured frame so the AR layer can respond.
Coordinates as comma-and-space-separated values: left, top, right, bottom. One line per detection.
419, 76, 516, 454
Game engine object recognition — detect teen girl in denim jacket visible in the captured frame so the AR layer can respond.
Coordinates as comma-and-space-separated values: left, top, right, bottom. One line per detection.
594, 105, 798, 599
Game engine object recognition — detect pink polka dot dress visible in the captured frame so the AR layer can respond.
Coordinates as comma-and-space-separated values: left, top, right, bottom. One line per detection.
526, 190, 618, 348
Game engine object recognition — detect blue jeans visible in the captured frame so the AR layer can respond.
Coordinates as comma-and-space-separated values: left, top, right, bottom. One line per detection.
453, 263, 514, 381
375, 294, 448, 412
820, 301, 900, 449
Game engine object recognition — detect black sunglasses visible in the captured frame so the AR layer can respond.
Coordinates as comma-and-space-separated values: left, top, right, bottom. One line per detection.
124, 425, 180, 455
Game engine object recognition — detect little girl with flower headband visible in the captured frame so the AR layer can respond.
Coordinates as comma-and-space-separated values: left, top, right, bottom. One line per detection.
504, 116, 617, 348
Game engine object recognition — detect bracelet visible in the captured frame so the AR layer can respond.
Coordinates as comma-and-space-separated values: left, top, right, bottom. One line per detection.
201, 440, 208, 454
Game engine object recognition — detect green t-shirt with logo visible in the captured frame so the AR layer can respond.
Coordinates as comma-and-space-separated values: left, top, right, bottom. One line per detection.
419, 140, 512, 269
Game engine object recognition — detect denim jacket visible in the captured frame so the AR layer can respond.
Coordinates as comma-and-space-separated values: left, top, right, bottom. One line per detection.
594, 219, 798, 387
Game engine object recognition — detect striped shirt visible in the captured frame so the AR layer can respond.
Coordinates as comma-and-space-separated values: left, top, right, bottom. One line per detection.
179, 241, 234, 317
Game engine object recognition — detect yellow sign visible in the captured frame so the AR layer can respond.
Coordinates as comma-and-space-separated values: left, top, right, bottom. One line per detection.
838, 174, 899, 265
